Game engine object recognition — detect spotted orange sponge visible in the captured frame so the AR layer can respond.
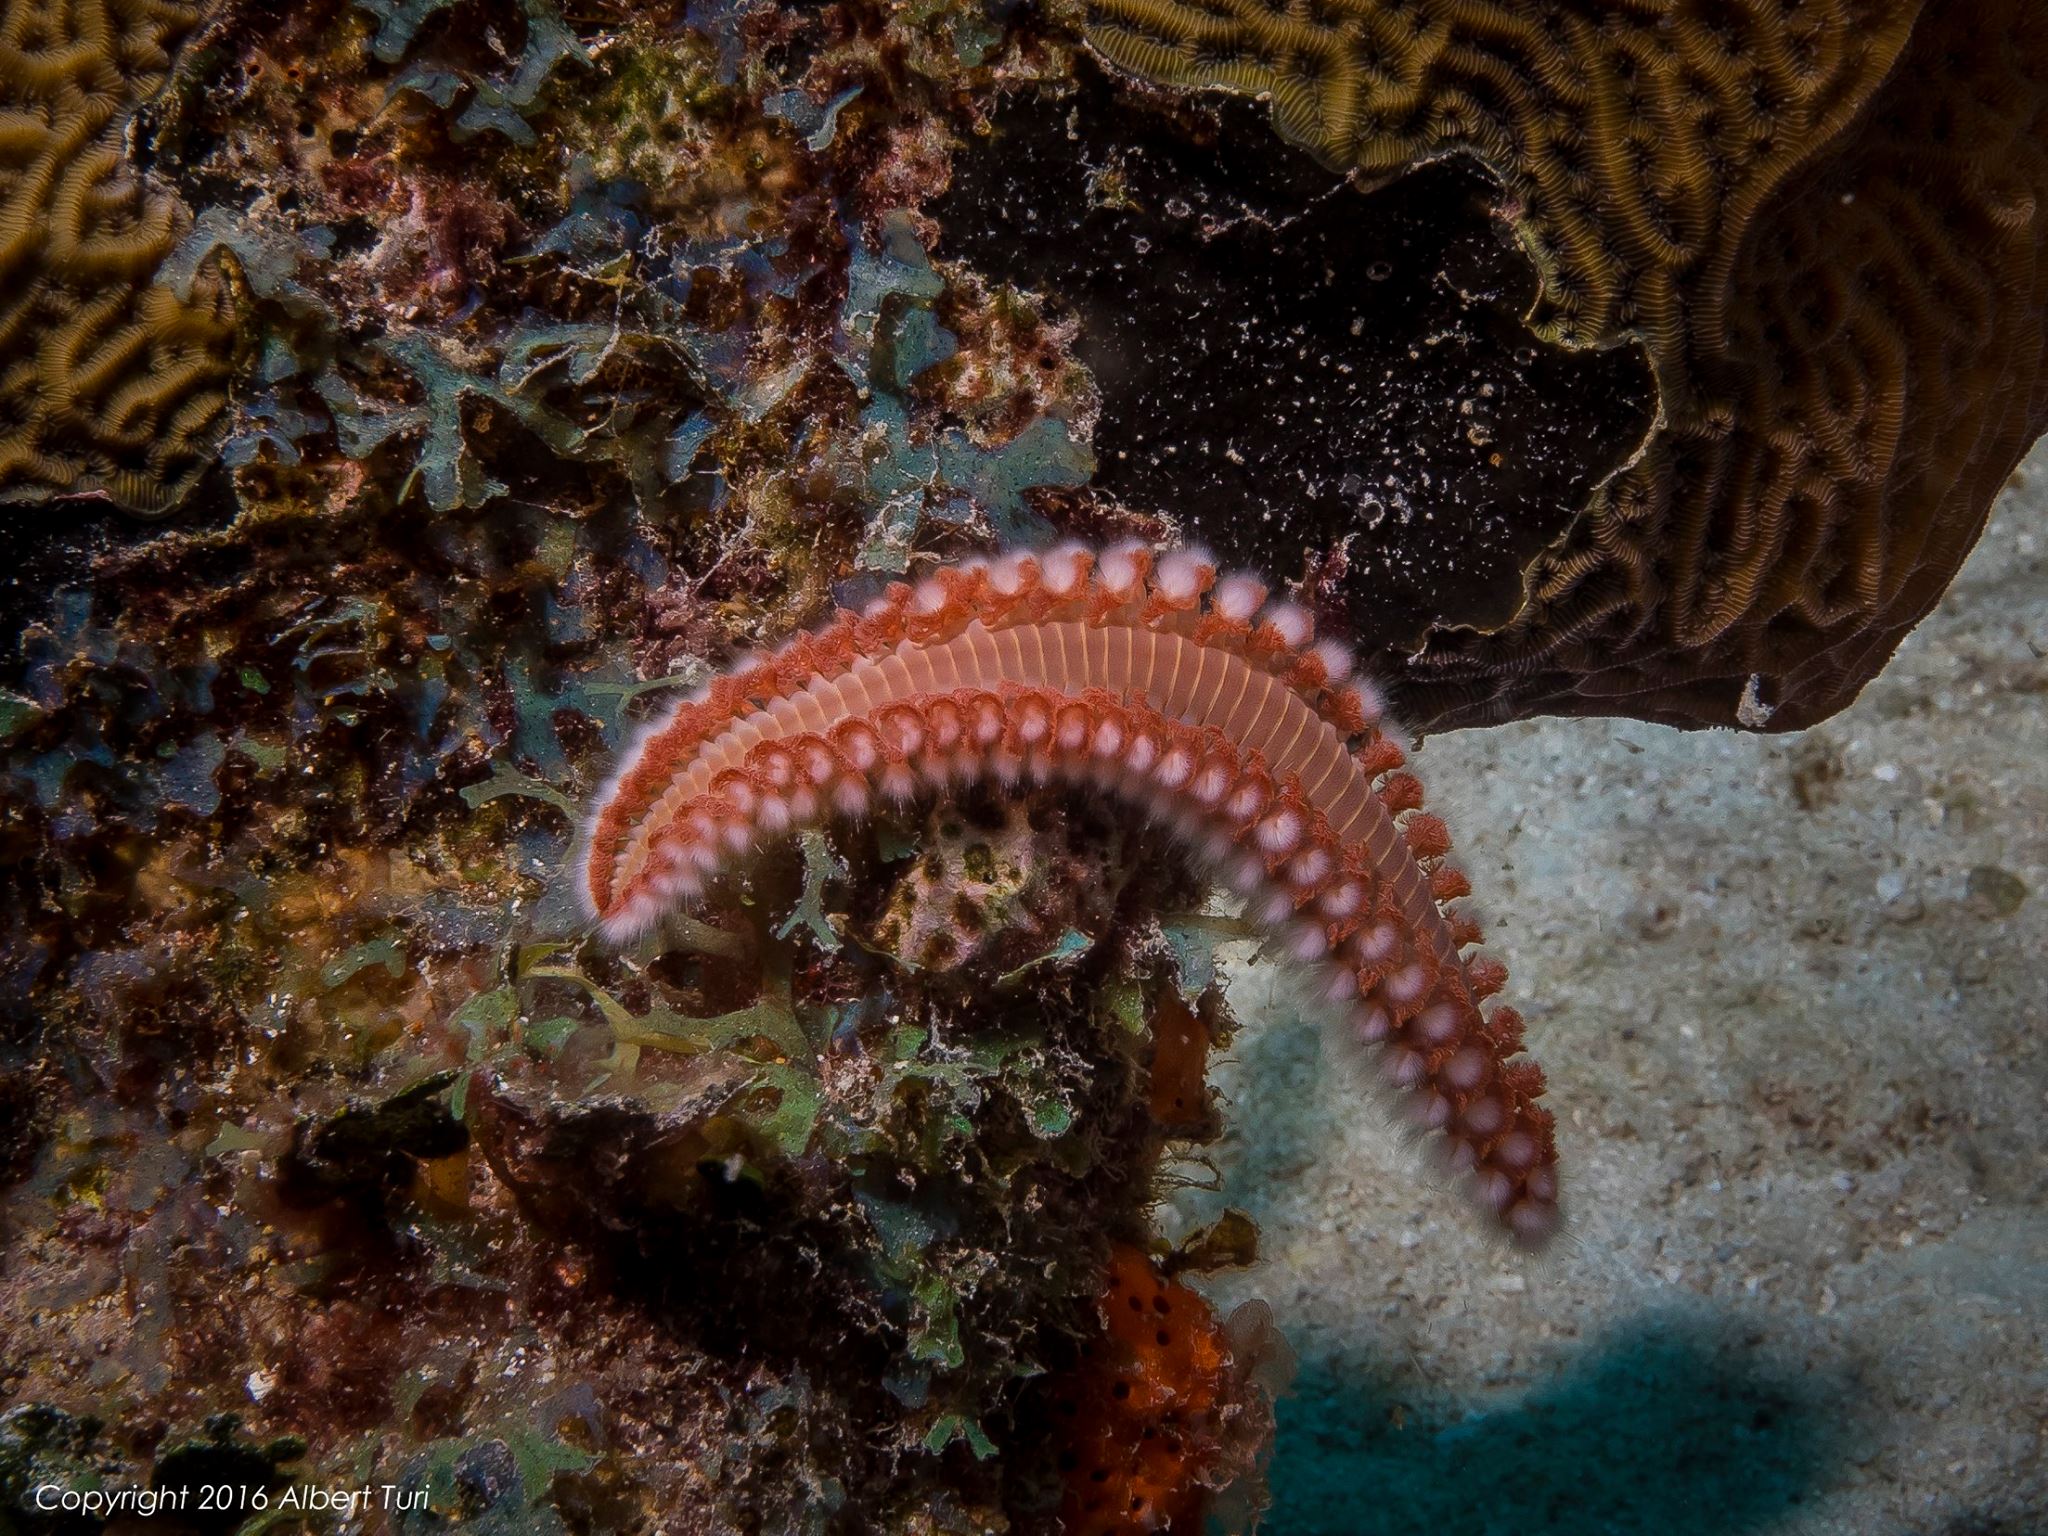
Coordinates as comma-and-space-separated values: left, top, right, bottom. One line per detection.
1052, 1245, 1260, 1534
577, 542, 1559, 1243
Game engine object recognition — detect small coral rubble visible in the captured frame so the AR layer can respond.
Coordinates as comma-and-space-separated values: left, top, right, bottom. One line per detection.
0, 0, 234, 511
867, 794, 1135, 976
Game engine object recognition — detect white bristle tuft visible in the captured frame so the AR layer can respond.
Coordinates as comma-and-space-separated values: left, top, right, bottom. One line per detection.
838, 726, 878, 771
1382, 1049, 1425, 1088
1509, 1200, 1560, 1246
1041, 542, 1091, 597
1227, 854, 1266, 893
1353, 678, 1387, 725
1385, 962, 1431, 1005
1355, 922, 1400, 965
1213, 573, 1267, 622
1287, 922, 1329, 961
1462, 1096, 1506, 1136
989, 553, 1035, 596
1495, 1131, 1540, 1170
1414, 1002, 1463, 1046
1254, 810, 1301, 855
1319, 880, 1364, 919
1443, 1047, 1490, 1091
1098, 541, 1145, 597
1253, 888, 1295, 927
1260, 601, 1313, 648
1152, 546, 1213, 603
1288, 847, 1332, 887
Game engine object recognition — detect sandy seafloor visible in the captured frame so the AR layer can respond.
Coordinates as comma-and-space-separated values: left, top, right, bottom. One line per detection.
1169, 446, 2048, 1536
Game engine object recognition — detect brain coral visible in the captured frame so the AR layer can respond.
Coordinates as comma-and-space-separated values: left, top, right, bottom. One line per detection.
0, 0, 233, 513
1083, 0, 2048, 729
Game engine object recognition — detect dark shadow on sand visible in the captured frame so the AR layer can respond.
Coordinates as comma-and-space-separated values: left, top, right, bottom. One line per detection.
1259, 1315, 1847, 1535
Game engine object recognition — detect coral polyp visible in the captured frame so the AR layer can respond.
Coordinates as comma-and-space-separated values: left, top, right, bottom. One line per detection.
580, 541, 1560, 1244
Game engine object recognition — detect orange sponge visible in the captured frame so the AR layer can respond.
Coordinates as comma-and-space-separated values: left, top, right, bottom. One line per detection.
1054, 1246, 1238, 1534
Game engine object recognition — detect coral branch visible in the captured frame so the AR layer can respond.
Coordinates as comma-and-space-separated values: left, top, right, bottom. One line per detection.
578, 543, 1559, 1244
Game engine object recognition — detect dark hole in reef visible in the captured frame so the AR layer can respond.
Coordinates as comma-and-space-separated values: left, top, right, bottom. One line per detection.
0, 466, 240, 634
957, 786, 1013, 833
933, 59, 1656, 662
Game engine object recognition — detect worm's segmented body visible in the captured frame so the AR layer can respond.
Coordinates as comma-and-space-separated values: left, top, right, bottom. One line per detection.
578, 543, 1560, 1243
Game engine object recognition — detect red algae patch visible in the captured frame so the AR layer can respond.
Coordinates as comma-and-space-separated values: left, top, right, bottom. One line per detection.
577, 542, 1560, 1242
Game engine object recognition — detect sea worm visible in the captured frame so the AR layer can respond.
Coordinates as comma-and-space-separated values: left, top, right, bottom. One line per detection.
577, 542, 1560, 1244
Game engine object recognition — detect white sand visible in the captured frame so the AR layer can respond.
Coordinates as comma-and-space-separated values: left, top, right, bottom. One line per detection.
1174, 441, 2048, 1535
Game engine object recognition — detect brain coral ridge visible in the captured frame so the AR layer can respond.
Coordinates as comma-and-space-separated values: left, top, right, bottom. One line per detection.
579, 541, 1561, 1245
1084, 0, 2048, 730
0, 0, 233, 512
